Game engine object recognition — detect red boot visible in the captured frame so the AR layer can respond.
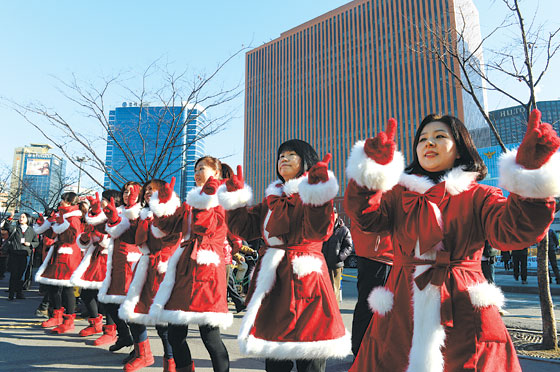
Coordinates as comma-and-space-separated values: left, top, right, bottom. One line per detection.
41, 307, 64, 328
123, 339, 154, 372
79, 314, 103, 336
176, 361, 194, 372
163, 357, 177, 372
51, 313, 75, 334
94, 324, 117, 346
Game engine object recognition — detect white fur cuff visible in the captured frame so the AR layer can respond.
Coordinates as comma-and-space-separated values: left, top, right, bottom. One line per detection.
367, 286, 394, 316
85, 211, 108, 226
52, 220, 70, 234
187, 186, 220, 210
298, 172, 339, 206
499, 150, 560, 198
127, 252, 142, 263
346, 140, 404, 191
467, 281, 505, 309
292, 255, 323, 278
34, 221, 52, 235
123, 203, 142, 220
196, 249, 221, 266
149, 191, 181, 217
58, 246, 74, 255
218, 185, 252, 210
105, 217, 131, 239
151, 225, 166, 238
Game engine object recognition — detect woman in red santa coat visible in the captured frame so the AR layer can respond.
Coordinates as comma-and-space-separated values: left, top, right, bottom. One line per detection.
119, 179, 181, 372
35, 192, 83, 334
98, 182, 143, 354
344, 111, 560, 372
71, 190, 120, 345
149, 156, 232, 372
217, 140, 350, 372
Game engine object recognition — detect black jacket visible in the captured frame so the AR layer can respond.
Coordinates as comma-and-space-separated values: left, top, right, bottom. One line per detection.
322, 219, 353, 269
5, 223, 39, 256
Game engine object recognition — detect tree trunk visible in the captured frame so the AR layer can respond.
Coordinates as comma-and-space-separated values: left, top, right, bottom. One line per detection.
537, 233, 559, 350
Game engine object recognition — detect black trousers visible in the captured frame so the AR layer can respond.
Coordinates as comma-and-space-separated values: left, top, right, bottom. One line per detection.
168, 324, 229, 372
512, 254, 528, 281
265, 359, 326, 372
48, 285, 75, 314
103, 302, 132, 342
351, 257, 391, 356
8, 255, 28, 295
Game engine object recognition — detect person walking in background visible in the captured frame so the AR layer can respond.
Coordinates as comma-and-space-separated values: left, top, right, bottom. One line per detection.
321, 207, 353, 303
546, 229, 560, 285
481, 240, 499, 284
512, 248, 529, 284
501, 250, 511, 271
219, 139, 350, 372
6, 213, 39, 300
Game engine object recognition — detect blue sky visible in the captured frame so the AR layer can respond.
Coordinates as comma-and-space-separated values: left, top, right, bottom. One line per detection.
1, 0, 558, 189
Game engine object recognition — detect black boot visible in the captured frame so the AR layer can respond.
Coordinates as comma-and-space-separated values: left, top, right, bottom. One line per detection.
109, 336, 133, 352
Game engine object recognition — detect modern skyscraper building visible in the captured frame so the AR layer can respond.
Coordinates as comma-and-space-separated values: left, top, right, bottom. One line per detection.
103, 103, 206, 200
10, 144, 66, 215
244, 0, 487, 200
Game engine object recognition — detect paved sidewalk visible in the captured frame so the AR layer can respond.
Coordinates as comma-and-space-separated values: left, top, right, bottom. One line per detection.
495, 269, 560, 295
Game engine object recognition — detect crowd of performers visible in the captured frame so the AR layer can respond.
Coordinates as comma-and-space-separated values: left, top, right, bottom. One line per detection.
24, 109, 560, 372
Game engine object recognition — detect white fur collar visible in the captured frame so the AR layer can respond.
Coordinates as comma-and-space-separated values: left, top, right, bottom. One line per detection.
140, 207, 153, 221
123, 203, 142, 220
63, 209, 83, 219
264, 177, 304, 197
399, 167, 478, 196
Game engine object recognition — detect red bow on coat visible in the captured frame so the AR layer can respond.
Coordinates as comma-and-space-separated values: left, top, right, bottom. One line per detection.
265, 194, 297, 239
402, 182, 447, 255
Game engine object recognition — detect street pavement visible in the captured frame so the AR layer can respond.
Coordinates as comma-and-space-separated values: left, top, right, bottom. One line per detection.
0, 269, 558, 371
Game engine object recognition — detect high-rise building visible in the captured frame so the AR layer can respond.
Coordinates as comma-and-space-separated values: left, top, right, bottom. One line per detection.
10, 144, 66, 215
244, 0, 487, 200
103, 103, 206, 200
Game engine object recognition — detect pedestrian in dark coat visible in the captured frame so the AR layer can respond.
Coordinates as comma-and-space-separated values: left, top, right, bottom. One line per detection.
546, 229, 560, 284
321, 208, 353, 302
6, 213, 39, 300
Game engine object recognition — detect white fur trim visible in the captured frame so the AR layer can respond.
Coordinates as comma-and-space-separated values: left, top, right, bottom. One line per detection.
58, 246, 74, 254
467, 281, 505, 309
241, 332, 351, 360
283, 177, 304, 196
406, 241, 445, 372
186, 186, 220, 210
85, 211, 107, 226
98, 235, 111, 248
150, 245, 233, 328
157, 260, 168, 274
35, 246, 54, 283
399, 173, 434, 194
33, 220, 52, 235
367, 286, 394, 316
265, 180, 284, 197
151, 225, 166, 238
346, 141, 404, 191
442, 168, 477, 196
51, 220, 70, 234
298, 171, 339, 206
105, 216, 130, 239
70, 242, 108, 289
499, 150, 560, 198
123, 203, 142, 220
98, 242, 125, 304
218, 184, 253, 211
239, 248, 286, 340
63, 209, 83, 219
291, 255, 323, 278
34, 245, 75, 287
127, 252, 142, 263
140, 207, 153, 221
263, 210, 284, 246
149, 191, 181, 217
196, 249, 221, 266
76, 234, 91, 251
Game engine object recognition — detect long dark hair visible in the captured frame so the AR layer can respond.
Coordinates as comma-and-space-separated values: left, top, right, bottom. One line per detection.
141, 179, 166, 206
102, 189, 123, 207
405, 114, 487, 181
276, 139, 320, 182
195, 156, 232, 180
60, 192, 79, 205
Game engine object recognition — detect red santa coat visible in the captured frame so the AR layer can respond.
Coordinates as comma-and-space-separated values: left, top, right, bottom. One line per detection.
33, 217, 57, 261
98, 204, 142, 304
148, 188, 233, 328
35, 206, 84, 286
217, 172, 351, 360
70, 211, 110, 289
344, 143, 559, 372
119, 207, 181, 325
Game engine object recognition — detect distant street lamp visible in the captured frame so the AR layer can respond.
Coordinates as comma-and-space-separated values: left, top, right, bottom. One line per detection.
75, 156, 87, 194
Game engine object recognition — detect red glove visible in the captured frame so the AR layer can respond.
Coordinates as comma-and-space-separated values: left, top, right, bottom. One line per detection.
80, 224, 94, 244
103, 197, 119, 224
202, 176, 220, 195
87, 192, 102, 215
37, 213, 45, 225
127, 184, 141, 207
308, 154, 332, 184
47, 211, 57, 223
516, 109, 560, 169
226, 165, 244, 192
364, 118, 398, 165
159, 177, 176, 203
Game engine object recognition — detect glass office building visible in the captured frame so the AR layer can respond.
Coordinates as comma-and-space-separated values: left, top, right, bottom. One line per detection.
244, 0, 487, 200
104, 103, 206, 200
